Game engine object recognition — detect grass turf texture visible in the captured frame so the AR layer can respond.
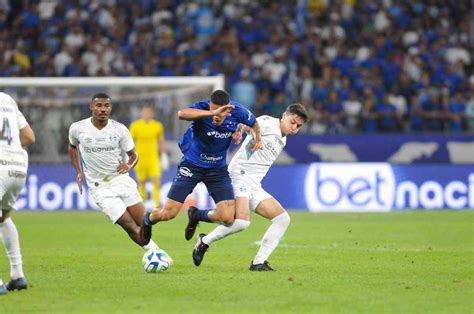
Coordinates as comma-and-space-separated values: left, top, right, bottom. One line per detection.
0, 211, 472, 313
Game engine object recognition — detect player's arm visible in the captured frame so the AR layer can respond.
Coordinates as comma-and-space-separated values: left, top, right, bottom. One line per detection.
68, 143, 84, 194
178, 105, 235, 121
19, 125, 35, 147
249, 120, 262, 150
117, 149, 139, 174
232, 123, 252, 145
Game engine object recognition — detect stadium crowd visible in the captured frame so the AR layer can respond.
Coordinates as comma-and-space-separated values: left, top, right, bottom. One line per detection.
0, 0, 473, 134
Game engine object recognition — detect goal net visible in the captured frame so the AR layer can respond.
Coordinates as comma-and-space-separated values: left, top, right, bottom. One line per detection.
0, 76, 224, 164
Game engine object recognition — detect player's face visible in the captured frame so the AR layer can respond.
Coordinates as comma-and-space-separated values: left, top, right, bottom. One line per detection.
209, 102, 225, 126
280, 113, 305, 136
90, 98, 112, 123
141, 107, 154, 121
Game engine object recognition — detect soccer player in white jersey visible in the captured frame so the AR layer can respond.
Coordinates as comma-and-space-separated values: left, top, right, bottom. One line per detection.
192, 103, 308, 271
68, 93, 164, 255
0, 92, 36, 294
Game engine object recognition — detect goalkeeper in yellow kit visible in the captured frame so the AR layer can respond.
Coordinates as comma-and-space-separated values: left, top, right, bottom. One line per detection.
130, 106, 169, 206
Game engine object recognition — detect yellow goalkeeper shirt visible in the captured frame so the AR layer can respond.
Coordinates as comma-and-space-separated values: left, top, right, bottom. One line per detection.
129, 119, 164, 161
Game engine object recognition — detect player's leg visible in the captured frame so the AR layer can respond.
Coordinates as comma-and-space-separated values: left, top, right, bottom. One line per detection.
0, 174, 28, 290
116, 209, 149, 246
140, 164, 199, 244
250, 196, 290, 271
149, 159, 162, 207
151, 175, 161, 207
184, 166, 235, 240
134, 164, 148, 202
192, 196, 251, 266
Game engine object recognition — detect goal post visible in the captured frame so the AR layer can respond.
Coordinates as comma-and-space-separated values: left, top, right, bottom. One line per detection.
0, 75, 225, 163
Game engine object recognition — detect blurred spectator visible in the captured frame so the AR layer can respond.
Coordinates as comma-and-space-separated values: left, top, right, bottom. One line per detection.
376, 94, 400, 132
323, 90, 345, 134
420, 90, 445, 131
446, 91, 467, 132
361, 88, 378, 133
342, 90, 362, 132
231, 69, 256, 110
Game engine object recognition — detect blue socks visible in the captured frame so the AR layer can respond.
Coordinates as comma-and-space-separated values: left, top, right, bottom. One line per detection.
143, 211, 153, 226
195, 209, 212, 223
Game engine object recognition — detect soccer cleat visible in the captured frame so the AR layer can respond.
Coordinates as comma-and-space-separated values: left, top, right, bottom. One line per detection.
249, 260, 275, 271
192, 233, 209, 266
6, 277, 28, 291
184, 206, 200, 240
0, 284, 6, 295
140, 212, 152, 245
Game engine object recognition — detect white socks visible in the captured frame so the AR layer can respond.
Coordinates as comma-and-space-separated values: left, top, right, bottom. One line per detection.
203, 219, 250, 245
0, 218, 24, 279
253, 212, 291, 264
143, 239, 159, 251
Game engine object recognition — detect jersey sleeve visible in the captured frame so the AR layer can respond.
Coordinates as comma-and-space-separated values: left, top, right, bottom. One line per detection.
68, 123, 79, 146
190, 100, 208, 110
156, 122, 164, 141
119, 124, 135, 152
234, 106, 256, 127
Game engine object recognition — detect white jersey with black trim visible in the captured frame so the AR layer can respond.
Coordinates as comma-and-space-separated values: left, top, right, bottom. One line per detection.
68, 118, 135, 187
0, 92, 29, 172
228, 115, 286, 184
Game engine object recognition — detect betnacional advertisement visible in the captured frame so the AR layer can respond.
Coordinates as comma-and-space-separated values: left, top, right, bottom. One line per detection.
15, 164, 474, 212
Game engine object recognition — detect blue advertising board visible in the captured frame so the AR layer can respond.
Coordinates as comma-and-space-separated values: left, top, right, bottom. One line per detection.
282, 133, 474, 164
15, 164, 474, 212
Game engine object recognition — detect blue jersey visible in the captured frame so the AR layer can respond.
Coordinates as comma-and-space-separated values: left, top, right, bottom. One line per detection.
179, 99, 256, 168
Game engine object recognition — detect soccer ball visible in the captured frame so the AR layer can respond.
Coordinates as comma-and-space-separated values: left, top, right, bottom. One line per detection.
142, 249, 172, 273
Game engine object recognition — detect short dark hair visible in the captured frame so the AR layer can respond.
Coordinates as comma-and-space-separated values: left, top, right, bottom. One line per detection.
285, 103, 308, 122
91, 93, 111, 101
210, 90, 230, 106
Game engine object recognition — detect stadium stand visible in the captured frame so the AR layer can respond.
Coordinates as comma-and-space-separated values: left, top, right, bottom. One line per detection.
0, 0, 472, 134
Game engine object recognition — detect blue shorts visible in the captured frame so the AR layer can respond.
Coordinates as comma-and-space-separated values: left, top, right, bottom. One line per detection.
167, 160, 234, 204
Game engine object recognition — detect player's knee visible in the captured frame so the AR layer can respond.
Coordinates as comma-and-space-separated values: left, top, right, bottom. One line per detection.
233, 219, 250, 232
221, 214, 235, 226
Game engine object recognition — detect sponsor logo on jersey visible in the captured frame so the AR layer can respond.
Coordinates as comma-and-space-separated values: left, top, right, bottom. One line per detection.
206, 131, 232, 139
83, 146, 115, 153
264, 142, 279, 157
8, 170, 26, 178
246, 109, 252, 120
179, 167, 193, 177
0, 159, 26, 167
200, 153, 223, 163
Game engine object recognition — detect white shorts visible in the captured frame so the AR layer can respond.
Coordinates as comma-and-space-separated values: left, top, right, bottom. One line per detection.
0, 170, 27, 213
89, 175, 142, 223
231, 173, 272, 211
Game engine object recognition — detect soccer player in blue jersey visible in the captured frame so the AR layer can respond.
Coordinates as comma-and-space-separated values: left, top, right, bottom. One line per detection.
140, 90, 262, 244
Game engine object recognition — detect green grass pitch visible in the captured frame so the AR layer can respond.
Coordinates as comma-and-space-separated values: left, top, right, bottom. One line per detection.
0, 211, 472, 313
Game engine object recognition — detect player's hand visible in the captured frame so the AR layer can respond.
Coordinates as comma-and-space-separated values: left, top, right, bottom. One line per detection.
250, 138, 263, 151
117, 160, 131, 174
232, 129, 243, 145
213, 104, 234, 118
76, 172, 84, 194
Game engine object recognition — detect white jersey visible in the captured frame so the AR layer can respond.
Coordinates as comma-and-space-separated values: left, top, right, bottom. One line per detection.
0, 92, 29, 172
68, 118, 135, 187
228, 115, 286, 184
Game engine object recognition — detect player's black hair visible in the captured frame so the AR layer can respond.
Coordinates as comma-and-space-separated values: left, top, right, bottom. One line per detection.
210, 90, 230, 106
91, 93, 111, 101
285, 103, 308, 122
